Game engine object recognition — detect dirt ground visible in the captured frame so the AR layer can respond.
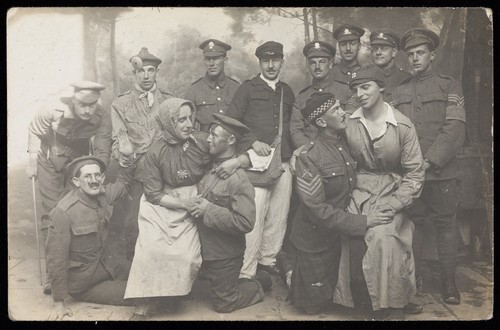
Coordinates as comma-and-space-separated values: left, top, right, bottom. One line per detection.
7, 160, 493, 321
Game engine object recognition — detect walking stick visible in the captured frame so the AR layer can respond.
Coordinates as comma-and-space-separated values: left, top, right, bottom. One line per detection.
31, 177, 43, 286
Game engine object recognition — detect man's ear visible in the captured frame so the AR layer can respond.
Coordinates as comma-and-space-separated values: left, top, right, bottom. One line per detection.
228, 135, 236, 146
315, 117, 327, 128
430, 50, 436, 61
71, 177, 80, 188
329, 58, 334, 69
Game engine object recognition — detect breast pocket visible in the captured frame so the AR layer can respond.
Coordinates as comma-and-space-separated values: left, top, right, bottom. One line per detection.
195, 98, 217, 124
124, 111, 147, 141
70, 220, 99, 254
318, 164, 346, 196
421, 92, 447, 123
392, 94, 413, 114
207, 191, 231, 209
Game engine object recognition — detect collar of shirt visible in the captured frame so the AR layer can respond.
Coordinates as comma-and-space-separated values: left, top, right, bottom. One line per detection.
258, 73, 280, 90
75, 187, 101, 209
312, 76, 333, 90
382, 63, 397, 77
350, 102, 398, 139
203, 73, 227, 89
338, 60, 360, 74
415, 67, 436, 83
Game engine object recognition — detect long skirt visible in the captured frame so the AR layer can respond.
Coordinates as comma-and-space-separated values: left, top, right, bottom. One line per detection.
334, 172, 416, 310
124, 185, 202, 298
289, 243, 341, 310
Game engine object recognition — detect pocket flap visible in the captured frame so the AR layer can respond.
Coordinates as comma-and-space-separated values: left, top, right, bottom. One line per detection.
422, 92, 447, 103
319, 165, 345, 178
71, 221, 98, 235
393, 94, 413, 105
250, 91, 270, 100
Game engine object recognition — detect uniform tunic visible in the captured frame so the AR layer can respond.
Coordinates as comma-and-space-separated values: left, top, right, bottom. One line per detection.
334, 104, 425, 310
184, 73, 240, 131
330, 61, 361, 115
197, 158, 264, 312
290, 75, 358, 149
111, 86, 174, 181
380, 65, 412, 104
391, 70, 466, 282
46, 165, 134, 303
28, 99, 112, 227
124, 131, 210, 298
226, 75, 295, 161
289, 133, 367, 310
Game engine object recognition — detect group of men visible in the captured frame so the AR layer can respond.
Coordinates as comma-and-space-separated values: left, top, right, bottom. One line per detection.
26, 22, 465, 319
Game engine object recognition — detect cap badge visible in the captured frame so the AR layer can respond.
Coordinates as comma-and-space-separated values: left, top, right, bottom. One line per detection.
208, 41, 214, 49
344, 28, 352, 35
352, 72, 357, 78
314, 42, 320, 49
378, 33, 386, 39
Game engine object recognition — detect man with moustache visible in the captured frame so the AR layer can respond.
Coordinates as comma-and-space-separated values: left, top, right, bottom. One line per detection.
190, 114, 271, 313
184, 39, 240, 132
331, 24, 365, 115
227, 41, 295, 280
111, 47, 174, 260
392, 29, 466, 305
370, 29, 412, 103
26, 81, 112, 294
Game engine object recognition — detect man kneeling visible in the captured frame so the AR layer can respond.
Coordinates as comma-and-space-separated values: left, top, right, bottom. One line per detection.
190, 114, 271, 313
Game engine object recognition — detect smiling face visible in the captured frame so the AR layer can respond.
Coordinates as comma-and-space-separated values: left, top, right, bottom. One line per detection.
371, 45, 397, 68
134, 65, 158, 90
338, 39, 360, 63
172, 104, 194, 141
308, 56, 333, 80
405, 43, 435, 74
352, 80, 384, 110
207, 125, 234, 156
259, 56, 283, 80
72, 164, 104, 197
316, 100, 348, 131
72, 98, 98, 121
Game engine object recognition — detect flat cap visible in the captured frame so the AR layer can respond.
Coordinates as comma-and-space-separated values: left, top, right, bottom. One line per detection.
255, 41, 284, 59
401, 28, 440, 51
333, 24, 365, 42
67, 155, 106, 178
200, 39, 231, 57
210, 113, 251, 140
70, 81, 105, 104
129, 47, 162, 70
302, 92, 337, 126
349, 65, 386, 89
303, 40, 336, 58
370, 29, 400, 48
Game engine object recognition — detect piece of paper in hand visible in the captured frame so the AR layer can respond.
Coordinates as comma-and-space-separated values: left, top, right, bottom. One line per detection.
247, 148, 276, 172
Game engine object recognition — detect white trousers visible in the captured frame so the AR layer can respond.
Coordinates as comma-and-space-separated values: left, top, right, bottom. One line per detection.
240, 162, 293, 279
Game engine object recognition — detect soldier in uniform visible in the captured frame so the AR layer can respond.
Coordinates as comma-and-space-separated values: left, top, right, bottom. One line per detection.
226, 41, 295, 280
289, 40, 338, 149
111, 47, 174, 260
184, 39, 240, 132
331, 24, 365, 114
46, 150, 135, 321
288, 93, 392, 315
26, 81, 111, 293
190, 114, 271, 313
392, 29, 466, 305
369, 29, 412, 103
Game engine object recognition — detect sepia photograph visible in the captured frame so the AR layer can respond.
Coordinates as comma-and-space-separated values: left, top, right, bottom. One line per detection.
7, 7, 493, 321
